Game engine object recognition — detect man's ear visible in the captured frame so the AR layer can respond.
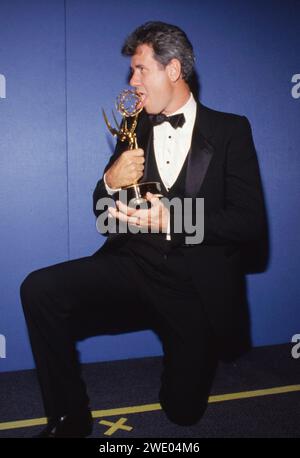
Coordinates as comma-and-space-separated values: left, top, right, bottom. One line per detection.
166, 58, 182, 82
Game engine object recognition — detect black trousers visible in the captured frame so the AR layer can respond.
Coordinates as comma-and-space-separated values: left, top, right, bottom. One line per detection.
20, 246, 218, 426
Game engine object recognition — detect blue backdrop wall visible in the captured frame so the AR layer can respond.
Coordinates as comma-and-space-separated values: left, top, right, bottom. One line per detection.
0, 0, 299, 372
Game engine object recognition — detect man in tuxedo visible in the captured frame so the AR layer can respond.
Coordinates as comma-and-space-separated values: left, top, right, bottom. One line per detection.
20, 21, 267, 437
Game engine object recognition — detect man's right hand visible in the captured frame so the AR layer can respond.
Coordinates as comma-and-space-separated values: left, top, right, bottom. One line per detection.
105, 148, 145, 189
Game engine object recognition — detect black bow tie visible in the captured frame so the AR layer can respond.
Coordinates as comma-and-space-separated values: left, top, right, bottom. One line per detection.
149, 113, 185, 129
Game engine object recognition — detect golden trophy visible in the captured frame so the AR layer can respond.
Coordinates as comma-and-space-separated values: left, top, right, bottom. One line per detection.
102, 89, 162, 206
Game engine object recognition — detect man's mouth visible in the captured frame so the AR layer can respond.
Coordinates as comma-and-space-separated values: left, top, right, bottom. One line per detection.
136, 91, 147, 107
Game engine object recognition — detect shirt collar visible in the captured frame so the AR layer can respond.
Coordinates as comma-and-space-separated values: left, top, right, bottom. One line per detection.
169, 92, 196, 120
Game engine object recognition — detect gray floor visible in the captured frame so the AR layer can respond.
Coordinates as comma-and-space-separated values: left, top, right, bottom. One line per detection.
0, 343, 300, 438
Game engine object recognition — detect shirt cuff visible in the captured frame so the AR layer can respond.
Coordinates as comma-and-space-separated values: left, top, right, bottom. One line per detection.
103, 173, 121, 196
166, 210, 171, 241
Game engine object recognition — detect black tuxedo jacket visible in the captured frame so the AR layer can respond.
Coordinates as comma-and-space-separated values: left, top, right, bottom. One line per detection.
93, 102, 267, 358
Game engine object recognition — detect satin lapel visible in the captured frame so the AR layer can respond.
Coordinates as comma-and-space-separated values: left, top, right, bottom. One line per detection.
185, 103, 215, 197
136, 112, 152, 181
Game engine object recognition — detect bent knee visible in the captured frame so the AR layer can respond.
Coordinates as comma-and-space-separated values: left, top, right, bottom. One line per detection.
159, 389, 208, 426
20, 268, 54, 305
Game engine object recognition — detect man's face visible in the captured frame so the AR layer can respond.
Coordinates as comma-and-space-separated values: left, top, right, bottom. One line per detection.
129, 44, 174, 114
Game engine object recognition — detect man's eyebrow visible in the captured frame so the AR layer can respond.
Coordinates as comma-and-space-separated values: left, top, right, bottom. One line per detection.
130, 64, 146, 70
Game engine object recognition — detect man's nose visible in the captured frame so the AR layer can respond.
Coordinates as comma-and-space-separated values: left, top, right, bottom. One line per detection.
129, 72, 140, 88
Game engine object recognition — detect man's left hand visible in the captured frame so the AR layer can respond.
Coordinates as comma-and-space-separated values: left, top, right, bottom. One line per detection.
108, 192, 169, 233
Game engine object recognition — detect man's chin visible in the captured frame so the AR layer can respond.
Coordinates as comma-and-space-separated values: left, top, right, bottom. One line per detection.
143, 102, 160, 115
144, 107, 160, 115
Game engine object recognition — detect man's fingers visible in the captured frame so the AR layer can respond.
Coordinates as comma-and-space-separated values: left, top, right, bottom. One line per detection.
135, 157, 145, 164
133, 148, 144, 156
126, 148, 144, 157
146, 192, 160, 205
108, 207, 117, 217
108, 206, 140, 225
116, 200, 136, 215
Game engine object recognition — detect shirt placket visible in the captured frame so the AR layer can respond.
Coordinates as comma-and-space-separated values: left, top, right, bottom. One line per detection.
164, 123, 175, 190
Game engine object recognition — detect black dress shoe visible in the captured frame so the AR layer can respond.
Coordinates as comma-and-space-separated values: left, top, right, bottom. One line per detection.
35, 409, 93, 438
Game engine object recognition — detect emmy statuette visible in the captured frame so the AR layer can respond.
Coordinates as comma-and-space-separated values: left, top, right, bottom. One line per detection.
102, 89, 162, 206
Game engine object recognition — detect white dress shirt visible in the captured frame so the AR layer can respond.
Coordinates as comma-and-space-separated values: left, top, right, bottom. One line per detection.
104, 93, 197, 239
152, 92, 197, 191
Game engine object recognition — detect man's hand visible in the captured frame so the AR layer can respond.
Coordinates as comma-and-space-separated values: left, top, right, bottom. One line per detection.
108, 192, 169, 233
105, 148, 145, 189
